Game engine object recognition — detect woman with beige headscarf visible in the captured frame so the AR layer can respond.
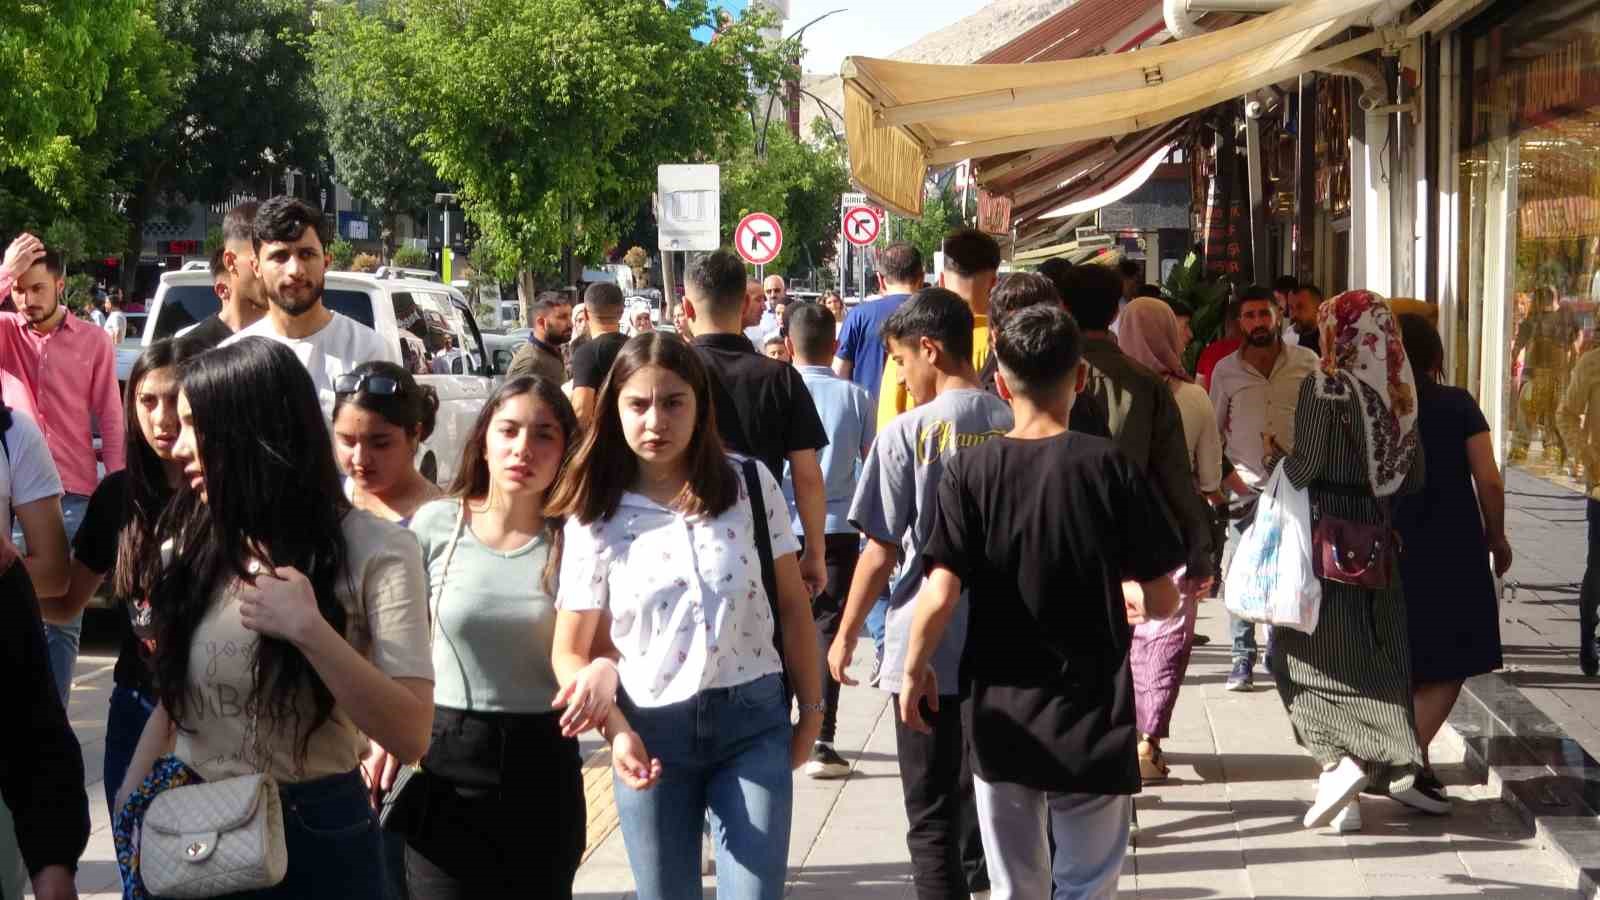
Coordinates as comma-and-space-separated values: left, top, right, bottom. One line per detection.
1267, 289, 1432, 834
1118, 298, 1223, 781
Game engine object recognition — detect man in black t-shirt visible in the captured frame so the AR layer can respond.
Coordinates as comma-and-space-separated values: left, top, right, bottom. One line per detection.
901, 305, 1184, 900
684, 250, 829, 596
981, 271, 1111, 438
568, 282, 630, 427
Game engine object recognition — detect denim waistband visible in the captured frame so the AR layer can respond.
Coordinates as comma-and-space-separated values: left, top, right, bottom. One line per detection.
279, 767, 366, 802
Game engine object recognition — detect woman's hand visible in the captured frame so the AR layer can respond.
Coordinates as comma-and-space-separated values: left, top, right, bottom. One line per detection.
552, 658, 619, 738
360, 739, 402, 809
611, 730, 662, 791
237, 565, 328, 648
790, 708, 824, 770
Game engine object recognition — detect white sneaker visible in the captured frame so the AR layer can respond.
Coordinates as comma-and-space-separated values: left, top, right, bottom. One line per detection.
1330, 799, 1362, 833
1304, 757, 1369, 828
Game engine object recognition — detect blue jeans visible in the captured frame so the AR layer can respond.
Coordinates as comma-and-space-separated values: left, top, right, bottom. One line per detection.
222, 769, 385, 899
866, 597, 888, 654
34, 492, 91, 706
102, 685, 155, 817
614, 674, 794, 900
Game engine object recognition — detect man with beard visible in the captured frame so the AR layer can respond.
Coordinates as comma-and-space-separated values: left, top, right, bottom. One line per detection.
0, 233, 122, 703
1209, 284, 1318, 691
223, 196, 397, 422
506, 290, 573, 384
178, 201, 270, 349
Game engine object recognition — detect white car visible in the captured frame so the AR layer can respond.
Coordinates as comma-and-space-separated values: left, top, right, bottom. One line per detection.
143, 270, 495, 485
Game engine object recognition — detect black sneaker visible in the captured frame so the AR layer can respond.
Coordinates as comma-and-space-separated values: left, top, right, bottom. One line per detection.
1226, 658, 1254, 692
1416, 766, 1444, 794
804, 743, 851, 779
1582, 638, 1599, 677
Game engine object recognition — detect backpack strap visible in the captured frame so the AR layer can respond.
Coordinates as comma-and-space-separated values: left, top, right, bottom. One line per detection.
740, 458, 792, 704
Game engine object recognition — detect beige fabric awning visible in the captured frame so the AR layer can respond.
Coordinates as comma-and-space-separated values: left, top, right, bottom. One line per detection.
843, 0, 1396, 217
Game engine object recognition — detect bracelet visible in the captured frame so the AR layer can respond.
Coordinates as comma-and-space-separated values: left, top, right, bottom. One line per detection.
797, 701, 826, 715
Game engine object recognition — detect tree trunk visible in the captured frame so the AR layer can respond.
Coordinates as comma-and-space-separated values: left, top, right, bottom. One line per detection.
517, 270, 537, 326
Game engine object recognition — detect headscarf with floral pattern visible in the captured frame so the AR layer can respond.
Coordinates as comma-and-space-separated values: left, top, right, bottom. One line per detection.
1313, 289, 1418, 497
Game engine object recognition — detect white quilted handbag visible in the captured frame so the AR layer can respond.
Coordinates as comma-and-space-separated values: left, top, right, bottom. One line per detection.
141, 772, 287, 897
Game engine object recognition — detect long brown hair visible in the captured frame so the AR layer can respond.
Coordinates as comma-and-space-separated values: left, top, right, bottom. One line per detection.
447, 375, 578, 594
547, 333, 738, 524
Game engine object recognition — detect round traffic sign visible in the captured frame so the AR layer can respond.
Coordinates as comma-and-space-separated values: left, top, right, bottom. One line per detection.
735, 212, 783, 266
844, 205, 882, 247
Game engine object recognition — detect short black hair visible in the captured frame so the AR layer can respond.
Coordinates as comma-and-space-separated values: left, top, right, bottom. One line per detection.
252, 195, 325, 252
941, 229, 1001, 278
685, 250, 747, 317
1037, 258, 1074, 294
37, 248, 64, 278
881, 287, 974, 364
787, 302, 835, 361
995, 304, 1083, 397
223, 200, 260, 246
529, 290, 570, 318
1298, 283, 1324, 300
584, 282, 625, 318
1238, 284, 1275, 309
1399, 313, 1443, 381
990, 272, 1060, 331
1053, 263, 1122, 332
880, 242, 925, 286
1135, 283, 1165, 300
209, 245, 228, 279
1273, 275, 1300, 294
1117, 259, 1142, 280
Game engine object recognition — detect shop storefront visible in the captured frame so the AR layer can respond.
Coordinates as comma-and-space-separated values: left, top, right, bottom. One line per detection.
1452, 0, 1600, 488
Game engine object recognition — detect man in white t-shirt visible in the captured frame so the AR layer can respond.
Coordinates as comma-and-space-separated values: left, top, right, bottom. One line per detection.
223, 196, 397, 421
0, 404, 67, 595
102, 294, 128, 344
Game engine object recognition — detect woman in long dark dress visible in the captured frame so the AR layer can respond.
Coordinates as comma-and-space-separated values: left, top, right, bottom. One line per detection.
1268, 290, 1437, 833
1394, 315, 1511, 777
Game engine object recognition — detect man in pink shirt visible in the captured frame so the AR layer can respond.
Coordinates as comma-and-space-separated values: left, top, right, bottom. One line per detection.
0, 232, 124, 702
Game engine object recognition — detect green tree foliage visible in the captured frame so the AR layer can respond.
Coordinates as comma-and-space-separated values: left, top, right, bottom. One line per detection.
718, 119, 850, 275
1164, 252, 1231, 371
0, 0, 140, 175
312, 6, 440, 259
327, 0, 788, 276
392, 246, 430, 269
888, 181, 963, 269
327, 238, 356, 270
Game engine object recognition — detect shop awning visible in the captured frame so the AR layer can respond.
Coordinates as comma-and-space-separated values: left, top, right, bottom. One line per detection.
842, 0, 1396, 217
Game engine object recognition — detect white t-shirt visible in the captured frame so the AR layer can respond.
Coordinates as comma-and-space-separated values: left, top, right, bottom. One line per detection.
104, 310, 127, 344
224, 312, 398, 423
1, 408, 63, 536
557, 456, 796, 707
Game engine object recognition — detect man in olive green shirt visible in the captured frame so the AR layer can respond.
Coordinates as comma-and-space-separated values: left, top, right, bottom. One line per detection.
506, 291, 572, 384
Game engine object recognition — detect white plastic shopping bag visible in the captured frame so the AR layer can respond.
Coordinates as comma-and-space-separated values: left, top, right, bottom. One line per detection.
1222, 462, 1322, 634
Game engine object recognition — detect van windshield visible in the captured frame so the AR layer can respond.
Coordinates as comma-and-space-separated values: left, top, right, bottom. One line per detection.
151, 285, 376, 340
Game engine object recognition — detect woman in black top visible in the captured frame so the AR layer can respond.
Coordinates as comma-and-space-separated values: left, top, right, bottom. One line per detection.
58, 339, 195, 817
1394, 316, 1510, 773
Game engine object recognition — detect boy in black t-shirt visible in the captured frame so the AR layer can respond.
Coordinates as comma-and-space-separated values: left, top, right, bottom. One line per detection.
900, 305, 1185, 900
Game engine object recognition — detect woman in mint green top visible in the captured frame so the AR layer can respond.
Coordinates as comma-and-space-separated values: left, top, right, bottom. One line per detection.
376, 375, 654, 899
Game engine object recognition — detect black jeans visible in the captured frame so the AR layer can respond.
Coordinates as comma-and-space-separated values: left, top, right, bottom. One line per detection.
801, 532, 861, 743
402, 708, 585, 899
893, 693, 989, 900
1583, 500, 1600, 650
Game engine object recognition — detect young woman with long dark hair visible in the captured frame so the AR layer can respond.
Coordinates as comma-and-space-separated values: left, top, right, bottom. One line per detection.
333, 361, 441, 525
549, 332, 823, 900
117, 337, 434, 898
58, 339, 195, 818
368, 375, 650, 898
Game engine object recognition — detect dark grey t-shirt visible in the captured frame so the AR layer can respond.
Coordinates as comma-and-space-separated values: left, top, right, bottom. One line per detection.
848, 387, 1012, 695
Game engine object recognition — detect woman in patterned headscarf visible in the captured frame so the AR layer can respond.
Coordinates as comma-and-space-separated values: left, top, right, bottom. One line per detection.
1117, 298, 1223, 781
1267, 290, 1433, 834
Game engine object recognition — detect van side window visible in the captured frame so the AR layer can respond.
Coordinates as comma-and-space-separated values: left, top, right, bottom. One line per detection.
390, 291, 432, 375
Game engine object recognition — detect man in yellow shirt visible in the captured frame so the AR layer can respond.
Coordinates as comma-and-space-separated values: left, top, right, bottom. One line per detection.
878, 228, 997, 428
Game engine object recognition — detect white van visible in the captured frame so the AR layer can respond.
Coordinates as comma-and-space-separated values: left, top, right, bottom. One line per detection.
143, 270, 495, 484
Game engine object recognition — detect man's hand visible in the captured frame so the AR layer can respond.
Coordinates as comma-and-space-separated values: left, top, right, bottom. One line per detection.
828, 633, 858, 686
31, 864, 77, 900
1, 233, 44, 284
0, 533, 19, 574
799, 547, 826, 598
1489, 535, 1514, 578
1179, 574, 1213, 603
898, 665, 939, 734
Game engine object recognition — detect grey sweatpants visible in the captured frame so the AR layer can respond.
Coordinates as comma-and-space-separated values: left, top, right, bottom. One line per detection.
972, 776, 1130, 899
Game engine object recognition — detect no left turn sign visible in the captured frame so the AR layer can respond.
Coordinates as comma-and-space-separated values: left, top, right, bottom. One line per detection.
735, 212, 783, 266
844, 206, 882, 247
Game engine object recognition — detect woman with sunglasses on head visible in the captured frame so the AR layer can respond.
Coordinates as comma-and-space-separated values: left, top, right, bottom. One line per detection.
380, 375, 655, 899
549, 333, 823, 900
57, 339, 197, 820
116, 337, 434, 899
334, 361, 442, 526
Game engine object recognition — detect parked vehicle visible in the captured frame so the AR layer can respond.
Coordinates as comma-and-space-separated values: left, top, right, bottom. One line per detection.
114, 312, 149, 387
143, 270, 495, 484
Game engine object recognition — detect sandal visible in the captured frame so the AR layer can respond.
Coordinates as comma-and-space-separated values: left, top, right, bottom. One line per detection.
1138, 740, 1170, 783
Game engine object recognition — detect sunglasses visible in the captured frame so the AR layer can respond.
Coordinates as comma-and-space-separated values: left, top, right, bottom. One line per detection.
334, 373, 403, 396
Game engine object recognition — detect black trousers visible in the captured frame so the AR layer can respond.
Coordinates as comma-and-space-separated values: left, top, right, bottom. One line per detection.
1582, 500, 1600, 649
893, 693, 990, 900
402, 708, 585, 899
801, 532, 861, 743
